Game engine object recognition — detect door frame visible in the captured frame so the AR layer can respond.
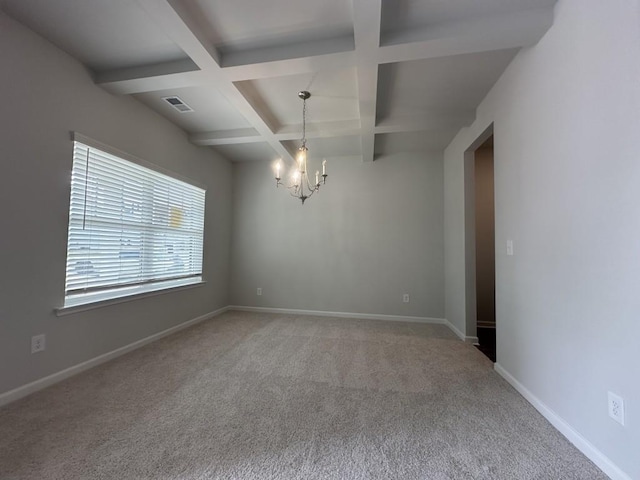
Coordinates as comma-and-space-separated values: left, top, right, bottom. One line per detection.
463, 123, 494, 343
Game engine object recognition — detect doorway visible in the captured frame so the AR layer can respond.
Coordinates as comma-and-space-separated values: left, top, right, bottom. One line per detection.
473, 135, 496, 361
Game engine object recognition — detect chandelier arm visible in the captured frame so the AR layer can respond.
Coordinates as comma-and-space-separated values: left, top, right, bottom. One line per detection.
302, 170, 318, 191
307, 181, 318, 193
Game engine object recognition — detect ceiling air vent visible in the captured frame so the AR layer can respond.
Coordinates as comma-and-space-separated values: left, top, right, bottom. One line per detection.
163, 96, 193, 113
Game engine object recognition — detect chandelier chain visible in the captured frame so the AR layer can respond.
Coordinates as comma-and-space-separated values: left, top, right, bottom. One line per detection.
301, 97, 307, 147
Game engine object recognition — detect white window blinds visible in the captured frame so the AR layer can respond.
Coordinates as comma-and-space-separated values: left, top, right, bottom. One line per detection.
63, 140, 205, 305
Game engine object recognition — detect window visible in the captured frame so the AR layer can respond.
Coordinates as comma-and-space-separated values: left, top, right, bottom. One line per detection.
63, 136, 205, 308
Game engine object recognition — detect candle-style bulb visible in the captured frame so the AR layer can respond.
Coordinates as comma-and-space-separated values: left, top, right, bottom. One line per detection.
315, 170, 319, 185
275, 161, 281, 178
322, 159, 327, 175
298, 148, 306, 172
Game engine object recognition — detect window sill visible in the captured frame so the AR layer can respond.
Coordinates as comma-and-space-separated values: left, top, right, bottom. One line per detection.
55, 279, 206, 317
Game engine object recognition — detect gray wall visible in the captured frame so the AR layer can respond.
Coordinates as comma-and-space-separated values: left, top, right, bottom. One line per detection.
444, 0, 640, 477
0, 12, 232, 396
230, 153, 445, 318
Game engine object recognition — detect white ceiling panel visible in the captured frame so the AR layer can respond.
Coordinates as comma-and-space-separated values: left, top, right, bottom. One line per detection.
0, 0, 187, 72
375, 130, 459, 155
381, 0, 556, 34
377, 49, 519, 120
212, 143, 279, 163
189, 0, 353, 53
134, 85, 253, 133
237, 68, 359, 129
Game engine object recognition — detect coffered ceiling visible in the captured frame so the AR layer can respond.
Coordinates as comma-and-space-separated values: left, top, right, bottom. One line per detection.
1, 0, 556, 163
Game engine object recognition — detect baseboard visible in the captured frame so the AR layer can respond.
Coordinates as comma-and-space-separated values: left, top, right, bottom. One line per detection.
229, 305, 447, 326
443, 319, 478, 343
0, 306, 229, 408
494, 363, 631, 480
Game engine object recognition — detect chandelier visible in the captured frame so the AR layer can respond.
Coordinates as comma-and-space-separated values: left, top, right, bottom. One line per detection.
275, 91, 327, 204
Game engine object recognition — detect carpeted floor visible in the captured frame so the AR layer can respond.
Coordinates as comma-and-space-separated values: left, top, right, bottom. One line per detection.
0, 311, 606, 479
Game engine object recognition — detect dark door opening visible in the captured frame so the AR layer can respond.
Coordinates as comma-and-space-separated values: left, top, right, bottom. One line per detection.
474, 135, 496, 362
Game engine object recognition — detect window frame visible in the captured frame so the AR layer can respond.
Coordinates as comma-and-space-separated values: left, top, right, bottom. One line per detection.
58, 133, 207, 314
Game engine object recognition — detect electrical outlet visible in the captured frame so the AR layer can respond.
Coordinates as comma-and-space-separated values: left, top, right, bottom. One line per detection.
31, 334, 46, 354
506, 239, 514, 256
256, 287, 262, 296
608, 391, 625, 426
403, 294, 410, 303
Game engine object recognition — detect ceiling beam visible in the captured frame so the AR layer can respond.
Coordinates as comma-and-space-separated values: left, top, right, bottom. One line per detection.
224, 50, 356, 82
95, 58, 198, 86
97, 68, 213, 95
188, 112, 478, 147
352, 0, 381, 162
191, 119, 362, 146
378, 7, 555, 64
221, 35, 353, 68
275, 120, 362, 141
96, 49, 356, 94
136, 0, 220, 68
190, 129, 262, 146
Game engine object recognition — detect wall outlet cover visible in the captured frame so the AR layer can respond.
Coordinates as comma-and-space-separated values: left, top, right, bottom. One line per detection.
31, 334, 46, 354
608, 391, 625, 426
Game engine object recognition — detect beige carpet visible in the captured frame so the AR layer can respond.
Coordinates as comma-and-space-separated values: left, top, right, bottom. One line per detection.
0, 311, 606, 479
